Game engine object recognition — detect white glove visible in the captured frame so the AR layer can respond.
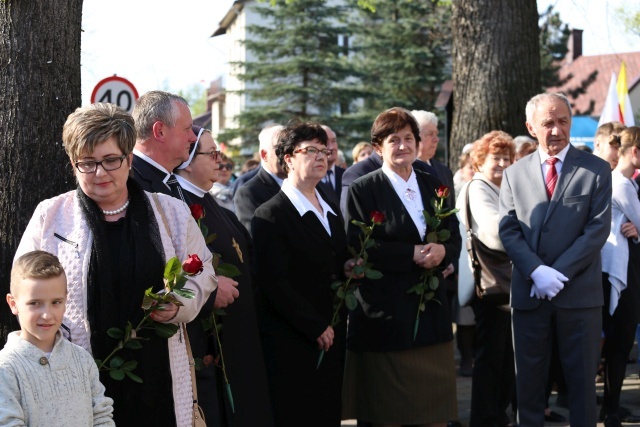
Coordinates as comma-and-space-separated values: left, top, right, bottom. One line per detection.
530, 265, 568, 300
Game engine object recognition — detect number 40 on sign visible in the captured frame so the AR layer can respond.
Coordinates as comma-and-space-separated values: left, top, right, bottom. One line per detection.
90, 76, 139, 113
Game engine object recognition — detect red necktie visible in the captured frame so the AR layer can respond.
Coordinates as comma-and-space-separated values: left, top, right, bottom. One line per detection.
545, 157, 559, 199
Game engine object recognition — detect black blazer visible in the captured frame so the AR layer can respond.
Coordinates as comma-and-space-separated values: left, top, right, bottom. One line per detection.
230, 164, 261, 198
431, 158, 456, 209
132, 155, 173, 196
234, 167, 281, 234
340, 151, 438, 214
345, 168, 461, 352
252, 190, 347, 427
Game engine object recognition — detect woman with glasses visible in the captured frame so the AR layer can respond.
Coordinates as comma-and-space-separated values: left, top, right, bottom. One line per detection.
252, 122, 358, 427
14, 103, 217, 427
343, 107, 461, 427
209, 153, 236, 212
174, 126, 274, 426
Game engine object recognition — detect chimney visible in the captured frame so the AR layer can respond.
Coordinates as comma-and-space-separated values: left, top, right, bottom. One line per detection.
568, 29, 583, 62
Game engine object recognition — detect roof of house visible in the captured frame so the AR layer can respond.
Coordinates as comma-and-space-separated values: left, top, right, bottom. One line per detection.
211, 1, 247, 37
548, 51, 640, 117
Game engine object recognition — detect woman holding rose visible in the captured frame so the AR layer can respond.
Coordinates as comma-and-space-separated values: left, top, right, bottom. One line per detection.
174, 126, 273, 426
14, 103, 217, 427
343, 107, 461, 427
251, 122, 357, 427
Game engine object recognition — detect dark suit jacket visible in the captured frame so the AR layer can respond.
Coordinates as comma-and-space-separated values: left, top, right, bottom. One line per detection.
132, 154, 172, 196
345, 168, 461, 352
230, 165, 261, 198
234, 167, 281, 234
340, 151, 438, 214
431, 158, 456, 210
251, 191, 348, 426
499, 145, 612, 310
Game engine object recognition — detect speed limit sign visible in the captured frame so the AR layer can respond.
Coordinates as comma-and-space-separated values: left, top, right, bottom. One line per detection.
90, 76, 139, 112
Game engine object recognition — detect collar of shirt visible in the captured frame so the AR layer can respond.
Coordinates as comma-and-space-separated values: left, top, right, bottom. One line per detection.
381, 163, 426, 240
262, 164, 284, 187
538, 143, 570, 174
175, 174, 207, 198
281, 179, 336, 235
133, 149, 172, 184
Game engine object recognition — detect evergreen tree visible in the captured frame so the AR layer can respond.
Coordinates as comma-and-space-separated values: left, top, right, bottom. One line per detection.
539, 5, 570, 89
223, 0, 365, 147
349, 0, 452, 116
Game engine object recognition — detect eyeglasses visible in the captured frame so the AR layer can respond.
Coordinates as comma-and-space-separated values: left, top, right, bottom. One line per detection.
219, 163, 233, 171
196, 150, 221, 160
74, 154, 127, 174
293, 146, 333, 157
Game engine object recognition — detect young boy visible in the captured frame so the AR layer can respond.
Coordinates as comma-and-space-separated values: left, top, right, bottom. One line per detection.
0, 250, 115, 426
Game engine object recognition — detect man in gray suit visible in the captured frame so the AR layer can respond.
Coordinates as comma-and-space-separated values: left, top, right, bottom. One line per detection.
499, 92, 612, 427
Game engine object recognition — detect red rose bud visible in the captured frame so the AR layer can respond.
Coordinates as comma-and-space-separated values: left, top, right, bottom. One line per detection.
370, 211, 385, 224
189, 204, 205, 221
182, 254, 204, 275
436, 185, 449, 199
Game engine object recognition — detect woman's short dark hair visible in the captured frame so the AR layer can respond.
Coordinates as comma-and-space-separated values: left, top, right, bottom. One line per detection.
370, 107, 421, 147
275, 122, 328, 172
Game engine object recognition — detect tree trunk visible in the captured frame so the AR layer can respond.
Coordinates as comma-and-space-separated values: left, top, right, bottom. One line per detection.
0, 0, 82, 345
450, 0, 540, 163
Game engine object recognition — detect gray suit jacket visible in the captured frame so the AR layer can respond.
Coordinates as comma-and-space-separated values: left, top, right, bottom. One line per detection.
498, 145, 612, 310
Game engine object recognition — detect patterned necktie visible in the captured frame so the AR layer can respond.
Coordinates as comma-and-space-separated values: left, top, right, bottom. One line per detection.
545, 157, 559, 200
166, 174, 186, 203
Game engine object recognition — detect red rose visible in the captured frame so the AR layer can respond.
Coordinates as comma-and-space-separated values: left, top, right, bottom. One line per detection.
370, 211, 385, 225
189, 204, 205, 221
182, 254, 204, 275
436, 185, 449, 199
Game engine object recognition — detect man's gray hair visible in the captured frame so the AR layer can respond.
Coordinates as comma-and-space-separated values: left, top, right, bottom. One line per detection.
525, 93, 572, 123
132, 91, 189, 141
259, 124, 285, 152
410, 110, 438, 127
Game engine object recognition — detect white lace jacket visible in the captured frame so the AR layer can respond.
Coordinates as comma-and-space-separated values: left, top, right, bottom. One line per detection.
14, 190, 218, 427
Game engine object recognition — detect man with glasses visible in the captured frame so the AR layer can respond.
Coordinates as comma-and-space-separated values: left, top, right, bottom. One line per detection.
320, 125, 345, 203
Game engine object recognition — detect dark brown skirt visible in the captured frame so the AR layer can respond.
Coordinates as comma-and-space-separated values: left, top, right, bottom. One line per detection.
342, 341, 458, 424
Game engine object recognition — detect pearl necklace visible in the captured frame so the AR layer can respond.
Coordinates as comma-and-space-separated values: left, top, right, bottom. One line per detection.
101, 199, 130, 216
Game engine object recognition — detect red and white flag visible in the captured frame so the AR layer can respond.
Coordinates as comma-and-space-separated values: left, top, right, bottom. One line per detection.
599, 62, 635, 126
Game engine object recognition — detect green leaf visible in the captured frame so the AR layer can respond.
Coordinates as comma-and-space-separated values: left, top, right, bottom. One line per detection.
364, 269, 383, 279
348, 245, 357, 258
200, 224, 209, 238
428, 217, 441, 230
109, 369, 125, 381
336, 287, 346, 299
350, 220, 366, 227
217, 262, 241, 278
353, 265, 364, 276
107, 328, 123, 340
426, 232, 438, 243
164, 257, 182, 281
194, 357, 205, 371
173, 288, 196, 299
121, 360, 138, 372
423, 210, 431, 223
345, 293, 358, 310
437, 229, 451, 242
109, 356, 124, 369
407, 284, 418, 294
205, 234, 217, 245
154, 322, 179, 339
201, 317, 214, 332
330, 280, 343, 290
364, 238, 375, 249
125, 371, 143, 383
125, 339, 142, 350
173, 274, 188, 290
419, 302, 426, 312
429, 275, 439, 290
213, 308, 226, 316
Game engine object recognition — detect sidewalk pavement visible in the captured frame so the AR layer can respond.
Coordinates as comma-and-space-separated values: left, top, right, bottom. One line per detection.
342, 354, 640, 426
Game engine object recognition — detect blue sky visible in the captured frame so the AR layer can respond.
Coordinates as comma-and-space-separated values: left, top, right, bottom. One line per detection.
80, 0, 640, 106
